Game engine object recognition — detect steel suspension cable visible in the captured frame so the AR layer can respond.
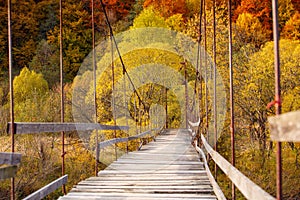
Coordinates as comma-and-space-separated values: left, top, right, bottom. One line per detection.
98, 0, 146, 110
59, 0, 66, 194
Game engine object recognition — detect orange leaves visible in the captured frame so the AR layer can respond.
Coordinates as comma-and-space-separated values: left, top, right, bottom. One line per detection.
101, 0, 135, 19
234, 0, 272, 31
143, 0, 187, 18
282, 11, 300, 40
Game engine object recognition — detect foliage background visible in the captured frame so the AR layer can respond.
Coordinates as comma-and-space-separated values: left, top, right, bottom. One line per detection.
0, 0, 299, 199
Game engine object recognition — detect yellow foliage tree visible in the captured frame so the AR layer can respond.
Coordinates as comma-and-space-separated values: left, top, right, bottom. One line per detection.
282, 11, 300, 40
235, 12, 269, 48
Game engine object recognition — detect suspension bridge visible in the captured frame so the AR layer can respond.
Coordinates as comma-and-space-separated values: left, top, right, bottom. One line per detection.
1, 0, 299, 199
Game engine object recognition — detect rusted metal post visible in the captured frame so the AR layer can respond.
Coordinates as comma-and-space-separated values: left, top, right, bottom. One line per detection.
196, 0, 204, 136
121, 57, 129, 154
183, 61, 189, 129
272, 0, 282, 199
134, 94, 138, 135
212, 0, 218, 181
8, 0, 15, 199
139, 100, 142, 134
110, 32, 118, 158
228, 0, 235, 199
92, 0, 99, 176
123, 74, 129, 154
203, 0, 208, 145
59, 0, 66, 195
165, 88, 168, 129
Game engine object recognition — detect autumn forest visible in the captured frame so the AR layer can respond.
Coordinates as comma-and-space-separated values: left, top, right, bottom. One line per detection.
0, 0, 300, 199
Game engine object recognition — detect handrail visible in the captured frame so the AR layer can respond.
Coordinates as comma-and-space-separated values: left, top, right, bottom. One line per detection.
194, 140, 226, 200
200, 134, 275, 200
7, 122, 129, 135
23, 175, 68, 200
98, 128, 161, 150
0, 152, 22, 165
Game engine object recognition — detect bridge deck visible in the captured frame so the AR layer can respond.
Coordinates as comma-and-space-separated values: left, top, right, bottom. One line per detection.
59, 129, 217, 200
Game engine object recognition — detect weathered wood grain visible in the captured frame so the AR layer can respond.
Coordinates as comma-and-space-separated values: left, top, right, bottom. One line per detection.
59, 129, 218, 200
61, 193, 217, 199
268, 110, 300, 142
0, 152, 21, 165
23, 175, 68, 200
201, 134, 275, 200
7, 122, 128, 134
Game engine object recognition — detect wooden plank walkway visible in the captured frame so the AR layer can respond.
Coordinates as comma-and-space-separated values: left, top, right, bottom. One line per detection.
59, 129, 217, 200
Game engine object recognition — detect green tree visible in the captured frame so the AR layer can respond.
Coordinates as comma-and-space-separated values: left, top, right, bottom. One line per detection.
13, 67, 48, 121
47, 0, 92, 82
13, 67, 48, 104
0, 4, 8, 77
29, 39, 60, 88
34, 0, 59, 40
0, 0, 39, 74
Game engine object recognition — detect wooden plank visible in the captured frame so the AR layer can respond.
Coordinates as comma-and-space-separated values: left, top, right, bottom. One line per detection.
23, 175, 68, 200
201, 134, 275, 200
113, 160, 203, 165
118, 156, 199, 161
0, 165, 18, 180
268, 110, 300, 142
78, 180, 212, 186
124, 153, 199, 157
60, 196, 216, 200
70, 188, 214, 193
73, 185, 213, 190
106, 165, 203, 171
59, 129, 218, 200
7, 123, 128, 134
59, 192, 217, 199
0, 152, 22, 165
99, 170, 207, 174
88, 175, 210, 181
